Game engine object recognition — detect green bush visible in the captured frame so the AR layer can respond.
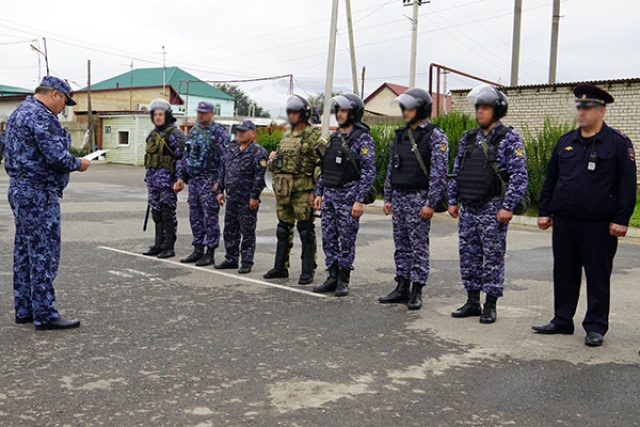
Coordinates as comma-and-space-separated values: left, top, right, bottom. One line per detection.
522, 117, 575, 205
69, 146, 88, 158
255, 127, 284, 154
431, 111, 477, 171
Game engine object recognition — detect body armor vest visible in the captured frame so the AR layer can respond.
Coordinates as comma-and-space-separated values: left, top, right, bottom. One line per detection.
321, 128, 365, 188
390, 124, 437, 190
144, 127, 176, 173
456, 127, 509, 207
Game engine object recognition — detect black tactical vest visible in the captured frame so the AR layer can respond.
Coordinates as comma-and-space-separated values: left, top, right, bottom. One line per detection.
456, 127, 509, 207
321, 128, 365, 188
390, 124, 438, 191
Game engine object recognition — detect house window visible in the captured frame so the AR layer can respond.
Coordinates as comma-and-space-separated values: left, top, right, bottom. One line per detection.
215, 104, 221, 115
117, 130, 130, 146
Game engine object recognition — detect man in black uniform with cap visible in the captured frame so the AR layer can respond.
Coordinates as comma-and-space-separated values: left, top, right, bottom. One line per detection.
533, 84, 637, 347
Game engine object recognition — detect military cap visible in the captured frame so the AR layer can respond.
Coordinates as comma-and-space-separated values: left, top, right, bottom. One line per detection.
574, 84, 614, 108
196, 101, 214, 113
40, 76, 76, 106
236, 120, 256, 131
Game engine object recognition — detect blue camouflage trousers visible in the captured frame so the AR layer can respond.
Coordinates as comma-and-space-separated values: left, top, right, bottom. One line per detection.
223, 198, 259, 266
147, 181, 178, 236
188, 174, 220, 248
8, 186, 62, 325
391, 189, 431, 284
459, 197, 508, 298
321, 185, 360, 270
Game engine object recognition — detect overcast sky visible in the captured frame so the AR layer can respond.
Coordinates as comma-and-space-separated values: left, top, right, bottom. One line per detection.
1, 0, 638, 117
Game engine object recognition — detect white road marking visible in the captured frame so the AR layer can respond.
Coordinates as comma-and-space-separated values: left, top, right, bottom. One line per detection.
98, 246, 329, 299
107, 270, 133, 278
123, 268, 156, 277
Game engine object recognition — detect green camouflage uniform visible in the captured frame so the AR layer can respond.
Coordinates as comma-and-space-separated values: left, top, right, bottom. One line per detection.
268, 124, 326, 270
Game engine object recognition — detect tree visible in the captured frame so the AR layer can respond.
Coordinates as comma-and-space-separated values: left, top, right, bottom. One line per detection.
215, 84, 271, 118
307, 91, 343, 114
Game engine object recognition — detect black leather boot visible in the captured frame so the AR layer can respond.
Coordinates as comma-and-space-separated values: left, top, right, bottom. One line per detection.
334, 268, 350, 297
298, 223, 317, 285
480, 294, 498, 324
181, 245, 204, 263
451, 290, 482, 317
379, 276, 410, 304
195, 247, 215, 266
264, 222, 292, 279
143, 211, 163, 256
157, 210, 176, 259
407, 283, 424, 310
313, 264, 338, 293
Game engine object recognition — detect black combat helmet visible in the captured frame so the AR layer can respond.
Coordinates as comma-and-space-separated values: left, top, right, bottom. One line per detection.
149, 98, 176, 125
391, 88, 433, 124
330, 94, 365, 128
467, 84, 509, 121
285, 95, 312, 125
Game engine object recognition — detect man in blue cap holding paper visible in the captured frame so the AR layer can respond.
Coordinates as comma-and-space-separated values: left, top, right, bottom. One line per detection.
4, 76, 90, 330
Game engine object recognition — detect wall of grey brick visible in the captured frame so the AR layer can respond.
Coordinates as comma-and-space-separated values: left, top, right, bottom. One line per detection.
450, 79, 640, 155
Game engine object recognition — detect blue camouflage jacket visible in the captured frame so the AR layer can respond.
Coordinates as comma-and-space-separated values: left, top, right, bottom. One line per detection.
218, 140, 268, 202
4, 96, 81, 196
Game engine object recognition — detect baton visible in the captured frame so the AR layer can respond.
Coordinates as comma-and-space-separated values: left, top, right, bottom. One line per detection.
143, 204, 150, 232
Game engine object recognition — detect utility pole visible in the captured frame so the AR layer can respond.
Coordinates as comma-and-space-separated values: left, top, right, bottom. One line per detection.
87, 60, 95, 153
129, 60, 134, 111
345, 0, 359, 95
404, 0, 427, 88
155, 46, 167, 96
322, 0, 340, 137
361, 66, 366, 100
42, 37, 49, 76
548, 0, 561, 84
510, 0, 522, 86
441, 69, 449, 115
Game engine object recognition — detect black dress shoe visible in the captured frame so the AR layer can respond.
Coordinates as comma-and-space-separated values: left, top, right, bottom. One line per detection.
143, 247, 163, 256
195, 248, 215, 266
585, 331, 604, 347
157, 250, 175, 259
15, 315, 34, 324
215, 260, 239, 270
531, 322, 574, 335
35, 317, 80, 330
238, 265, 252, 274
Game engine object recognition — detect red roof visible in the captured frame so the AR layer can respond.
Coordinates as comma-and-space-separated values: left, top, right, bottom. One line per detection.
363, 82, 409, 104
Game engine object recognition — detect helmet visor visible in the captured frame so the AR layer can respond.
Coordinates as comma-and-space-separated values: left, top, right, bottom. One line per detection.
466, 84, 500, 105
286, 95, 307, 112
330, 95, 354, 112
390, 93, 419, 110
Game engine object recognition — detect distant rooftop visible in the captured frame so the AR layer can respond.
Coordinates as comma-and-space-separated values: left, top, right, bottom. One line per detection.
0, 84, 32, 97
87, 67, 235, 101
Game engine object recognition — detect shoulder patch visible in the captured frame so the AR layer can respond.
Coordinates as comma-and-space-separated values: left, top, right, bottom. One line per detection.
614, 129, 630, 140
260, 158, 267, 167
628, 147, 635, 162
440, 142, 447, 152
515, 147, 524, 157
362, 146, 369, 156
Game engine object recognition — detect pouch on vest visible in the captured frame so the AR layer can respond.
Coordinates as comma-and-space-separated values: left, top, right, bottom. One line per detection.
144, 129, 176, 174
273, 173, 294, 205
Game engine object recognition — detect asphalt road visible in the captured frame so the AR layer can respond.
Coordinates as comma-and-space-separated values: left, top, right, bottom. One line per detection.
1, 163, 639, 427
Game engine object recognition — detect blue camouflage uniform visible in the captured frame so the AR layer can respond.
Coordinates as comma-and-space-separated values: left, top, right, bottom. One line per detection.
384, 120, 449, 285
0, 132, 5, 162
316, 127, 376, 270
177, 123, 229, 249
448, 122, 528, 298
145, 124, 184, 235
4, 96, 82, 325
218, 141, 268, 266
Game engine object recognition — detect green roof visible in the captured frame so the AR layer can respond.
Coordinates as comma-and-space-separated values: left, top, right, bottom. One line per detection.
89, 66, 235, 101
0, 83, 32, 97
